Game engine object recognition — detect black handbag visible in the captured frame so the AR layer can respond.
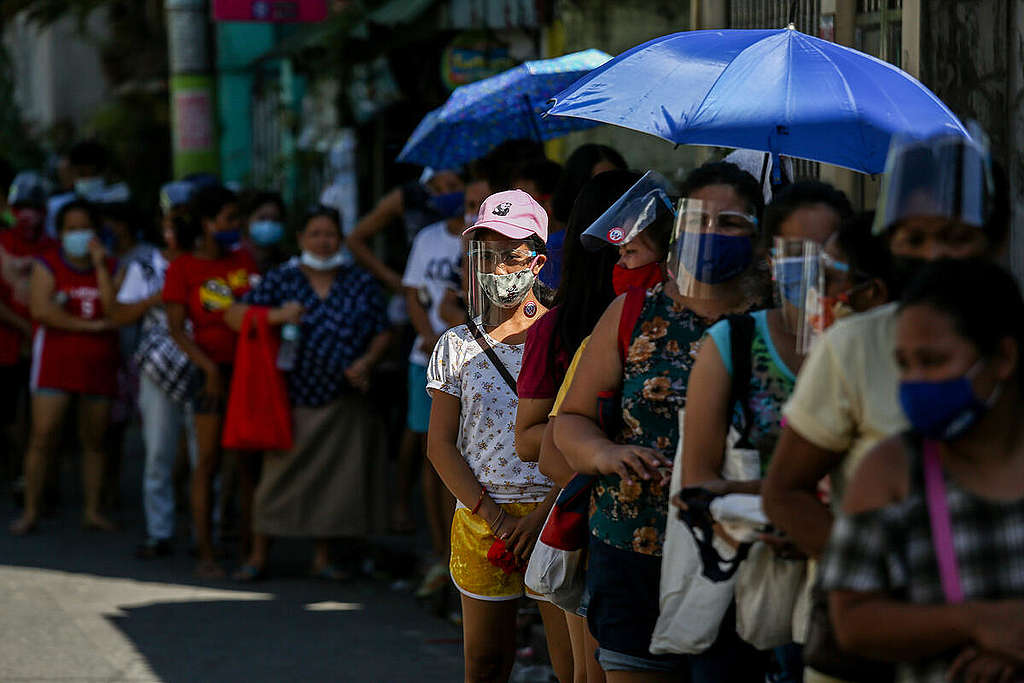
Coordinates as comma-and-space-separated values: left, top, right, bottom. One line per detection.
803, 583, 895, 682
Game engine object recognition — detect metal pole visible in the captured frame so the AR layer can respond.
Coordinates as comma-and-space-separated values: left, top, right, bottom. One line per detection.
166, 0, 219, 178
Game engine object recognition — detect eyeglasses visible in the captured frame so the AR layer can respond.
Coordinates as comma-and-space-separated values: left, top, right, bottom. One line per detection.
472, 247, 538, 270
680, 210, 758, 234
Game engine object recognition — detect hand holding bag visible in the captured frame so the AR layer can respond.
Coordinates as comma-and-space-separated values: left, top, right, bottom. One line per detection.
222, 307, 294, 451
650, 315, 761, 655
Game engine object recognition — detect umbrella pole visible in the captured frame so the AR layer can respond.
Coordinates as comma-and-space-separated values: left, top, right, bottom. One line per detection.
522, 94, 545, 144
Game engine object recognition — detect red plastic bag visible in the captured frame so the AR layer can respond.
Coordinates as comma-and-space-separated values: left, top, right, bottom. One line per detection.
221, 307, 294, 451
487, 538, 526, 575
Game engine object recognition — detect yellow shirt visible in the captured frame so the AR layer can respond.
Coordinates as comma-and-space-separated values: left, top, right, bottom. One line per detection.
782, 303, 908, 507
549, 336, 590, 418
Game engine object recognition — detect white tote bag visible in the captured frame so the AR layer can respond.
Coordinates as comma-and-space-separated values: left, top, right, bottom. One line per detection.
734, 540, 808, 650
649, 410, 761, 655
524, 501, 585, 612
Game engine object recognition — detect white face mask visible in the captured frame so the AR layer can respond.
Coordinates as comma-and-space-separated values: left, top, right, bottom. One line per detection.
479, 268, 536, 308
300, 250, 345, 271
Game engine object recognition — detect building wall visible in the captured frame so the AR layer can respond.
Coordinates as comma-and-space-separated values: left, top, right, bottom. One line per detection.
551, 0, 701, 183
3, 12, 111, 135
918, 0, 1024, 279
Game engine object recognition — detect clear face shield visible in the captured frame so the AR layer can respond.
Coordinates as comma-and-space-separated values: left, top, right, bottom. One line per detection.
872, 128, 994, 236
581, 170, 676, 251
772, 238, 824, 354
666, 198, 759, 300
466, 239, 542, 327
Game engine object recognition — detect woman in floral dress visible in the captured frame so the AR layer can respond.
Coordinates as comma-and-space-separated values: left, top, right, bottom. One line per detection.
554, 162, 768, 682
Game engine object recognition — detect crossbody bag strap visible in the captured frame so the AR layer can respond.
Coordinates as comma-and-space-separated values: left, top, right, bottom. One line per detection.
465, 317, 518, 394
922, 439, 965, 604
727, 313, 757, 447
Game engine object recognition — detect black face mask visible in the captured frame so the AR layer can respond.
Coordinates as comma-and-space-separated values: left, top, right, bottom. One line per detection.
889, 255, 929, 300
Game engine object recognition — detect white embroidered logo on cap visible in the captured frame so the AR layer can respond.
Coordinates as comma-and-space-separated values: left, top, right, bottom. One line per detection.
492, 202, 512, 217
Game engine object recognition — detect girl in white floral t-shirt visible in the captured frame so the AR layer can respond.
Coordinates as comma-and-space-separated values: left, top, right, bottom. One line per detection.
426, 189, 566, 682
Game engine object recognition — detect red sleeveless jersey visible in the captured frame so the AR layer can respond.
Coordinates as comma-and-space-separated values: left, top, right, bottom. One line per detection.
30, 249, 119, 396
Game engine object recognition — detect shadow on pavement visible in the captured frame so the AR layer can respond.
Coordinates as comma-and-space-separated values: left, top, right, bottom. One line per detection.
108, 590, 463, 681
0, 432, 464, 681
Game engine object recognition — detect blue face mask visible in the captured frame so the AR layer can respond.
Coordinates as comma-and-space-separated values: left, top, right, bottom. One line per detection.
213, 229, 241, 248
62, 229, 93, 258
428, 191, 465, 219
690, 232, 754, 284
773, 257, 818, 307
899, 362, 1001, 441
249, 220, 284, 246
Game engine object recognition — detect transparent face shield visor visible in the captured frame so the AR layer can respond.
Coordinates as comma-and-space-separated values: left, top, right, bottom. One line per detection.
581, 170, 676, 251
466, 239, 541, 327
772, 238, 824, 354
666, 198, 759, 300
872, 129, 994, 236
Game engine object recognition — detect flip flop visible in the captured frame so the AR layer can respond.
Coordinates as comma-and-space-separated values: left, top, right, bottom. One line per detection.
232, 564, 267, 582
309, 564, 352, 582
196, 560, 227, 580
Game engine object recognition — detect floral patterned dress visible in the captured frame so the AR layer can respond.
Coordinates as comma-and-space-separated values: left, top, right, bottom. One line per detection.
590, 283, 722, 557
706, 310, 796, 473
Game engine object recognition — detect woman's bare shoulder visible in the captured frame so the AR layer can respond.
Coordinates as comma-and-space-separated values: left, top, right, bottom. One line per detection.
842, 435, 910, 516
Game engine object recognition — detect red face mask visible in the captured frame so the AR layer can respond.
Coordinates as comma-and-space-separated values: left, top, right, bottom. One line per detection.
612, 262, 663, 295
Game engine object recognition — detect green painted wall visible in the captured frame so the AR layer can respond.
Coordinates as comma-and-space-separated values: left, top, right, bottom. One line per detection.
216, 22, 275, 184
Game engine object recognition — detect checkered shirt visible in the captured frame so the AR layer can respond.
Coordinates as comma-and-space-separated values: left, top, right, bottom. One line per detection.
820, 434, 1024, 683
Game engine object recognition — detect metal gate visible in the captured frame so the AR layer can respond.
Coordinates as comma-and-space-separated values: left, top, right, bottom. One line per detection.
728, 0, 822, 180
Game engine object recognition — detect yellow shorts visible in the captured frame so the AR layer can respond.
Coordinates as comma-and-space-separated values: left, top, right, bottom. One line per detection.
450, 501, 545, 602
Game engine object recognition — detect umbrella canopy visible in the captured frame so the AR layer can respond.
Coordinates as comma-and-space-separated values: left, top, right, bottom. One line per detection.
546, 29, 966, 174
397, 49, 612, 168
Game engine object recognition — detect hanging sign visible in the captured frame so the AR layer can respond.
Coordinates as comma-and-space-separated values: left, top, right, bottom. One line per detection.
213, 0, 327, 23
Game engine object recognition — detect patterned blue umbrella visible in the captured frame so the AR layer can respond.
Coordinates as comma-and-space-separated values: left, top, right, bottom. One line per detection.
397, 49, 612, 168
546, 29, 966, 174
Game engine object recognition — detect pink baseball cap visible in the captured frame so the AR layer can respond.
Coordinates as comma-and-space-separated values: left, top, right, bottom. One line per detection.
463, 189, 548, 243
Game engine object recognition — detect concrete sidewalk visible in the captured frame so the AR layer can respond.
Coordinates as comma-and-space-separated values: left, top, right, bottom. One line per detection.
0, 450, 463, 682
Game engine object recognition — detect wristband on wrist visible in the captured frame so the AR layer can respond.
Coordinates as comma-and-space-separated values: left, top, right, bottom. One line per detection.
471, 487, 486, 516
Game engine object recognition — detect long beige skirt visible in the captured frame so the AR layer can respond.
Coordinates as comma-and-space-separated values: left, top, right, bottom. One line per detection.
253, 393, 388, 538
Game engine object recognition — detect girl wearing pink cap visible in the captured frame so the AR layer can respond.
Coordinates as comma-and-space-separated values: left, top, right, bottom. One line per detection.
426, 189, 569, 681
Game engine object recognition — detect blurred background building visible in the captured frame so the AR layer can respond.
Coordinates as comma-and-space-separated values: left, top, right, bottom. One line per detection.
1, 0, 1021, 273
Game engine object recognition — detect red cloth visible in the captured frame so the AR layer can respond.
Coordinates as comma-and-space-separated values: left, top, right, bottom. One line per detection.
0, 229, 57, 365
162, 250, 258, 365
517, 306, 570, 400
31, 249, 119, 396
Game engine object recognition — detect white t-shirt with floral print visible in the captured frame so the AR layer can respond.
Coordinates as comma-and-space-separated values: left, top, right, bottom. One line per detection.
426, 324, 551, 504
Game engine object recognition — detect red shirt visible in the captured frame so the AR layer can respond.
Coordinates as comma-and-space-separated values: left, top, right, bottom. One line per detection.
162, 250, 259, 364
31, 249, 119, 396
517, 306, 571, 400
0, 228, 58, 365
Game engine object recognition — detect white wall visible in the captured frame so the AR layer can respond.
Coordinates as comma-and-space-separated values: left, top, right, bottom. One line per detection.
3, 11, 111, 135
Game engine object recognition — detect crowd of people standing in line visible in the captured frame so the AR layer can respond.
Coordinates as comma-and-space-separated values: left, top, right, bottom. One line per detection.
1, 125, 1023, 683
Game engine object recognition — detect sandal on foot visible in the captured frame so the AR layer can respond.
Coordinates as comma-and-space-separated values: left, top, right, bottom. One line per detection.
309, 564, 352, 581
232, 564, 267, 582
82, 515, 117, 532
9, 515, 37, 536
195, 560, 227, 580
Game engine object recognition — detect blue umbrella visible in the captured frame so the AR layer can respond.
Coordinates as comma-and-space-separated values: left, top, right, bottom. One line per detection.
397, 49, 612, 168
546, 29, 966, 174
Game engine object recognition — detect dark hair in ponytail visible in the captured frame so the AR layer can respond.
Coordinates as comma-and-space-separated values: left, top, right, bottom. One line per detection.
548, 169, 642, 376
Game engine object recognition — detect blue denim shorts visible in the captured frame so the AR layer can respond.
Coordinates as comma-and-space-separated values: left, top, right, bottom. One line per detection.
585, 537, 687, 673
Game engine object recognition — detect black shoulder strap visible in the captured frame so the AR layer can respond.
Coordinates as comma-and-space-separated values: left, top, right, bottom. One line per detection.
465, 317, 518, 394
727, 313, 756, 447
